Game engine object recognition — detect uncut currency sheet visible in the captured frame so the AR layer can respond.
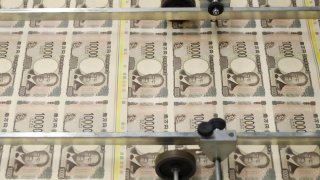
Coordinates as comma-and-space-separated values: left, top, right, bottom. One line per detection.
0, 0, 319, 179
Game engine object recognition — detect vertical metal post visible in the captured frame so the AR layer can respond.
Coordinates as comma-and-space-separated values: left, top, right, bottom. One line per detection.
215, 159, 222, 180
172, 168, 179, 180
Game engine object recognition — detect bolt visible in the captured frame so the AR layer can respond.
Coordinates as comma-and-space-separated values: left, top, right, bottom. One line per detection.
212, 8, 220, 16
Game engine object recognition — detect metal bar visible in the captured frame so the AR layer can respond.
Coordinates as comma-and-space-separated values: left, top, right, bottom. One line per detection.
237, 131, 320, 145
0, 132, 201, 145
0, 7, 319, 21
0, 132, 319, 145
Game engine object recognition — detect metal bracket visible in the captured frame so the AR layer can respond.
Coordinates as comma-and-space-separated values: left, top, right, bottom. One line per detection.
199, 130, 237, 161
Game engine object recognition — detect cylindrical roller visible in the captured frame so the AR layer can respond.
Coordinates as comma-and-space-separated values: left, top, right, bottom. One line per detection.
161, 0, 196, 7
155, 150, 196, 180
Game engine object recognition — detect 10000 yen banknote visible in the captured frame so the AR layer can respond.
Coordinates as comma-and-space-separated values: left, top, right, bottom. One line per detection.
0, 101, 10, 132
130, 0, 166, 29
6, 145, 54, 179
279, 145, 320, 180
218, 31, 264, 96
64, 100, 109, 132
19, 31, 66, 97
173, 32, 216, 97
128, 32, 168, 98
263, 32, 314, 96
223, 101, 270, 132
273, 101, 320, 132
126, 145, 167, 179
74, 0, 113, 28
13, 101, 59, 132
30, 0, 70, 28
216, 0, 256, 28
258, 0, 301, 28
174, 101, 217, 132
0, 0, 27, 28
127, 102, 168, 132
0, 31, 22, 96
59, 145, 105, 179
229, 145, 276, 180
67, 31, 112, 97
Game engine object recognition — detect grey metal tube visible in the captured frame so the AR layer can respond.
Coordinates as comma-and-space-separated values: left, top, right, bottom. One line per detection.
215, 159, 222, 180
0, 131, 319, 145
0, 7, 319, 21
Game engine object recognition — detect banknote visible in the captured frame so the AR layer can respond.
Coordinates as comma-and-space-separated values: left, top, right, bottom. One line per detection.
0, 0, 27, 27
127, 102, 168, 132
216, 0, 256, 28
258, 0, 301, 28
173, 32, 216, 97
130, 0, 166, 29
0, 101, 10, 132
6, 145, 54, 179
63, 100, 108, 132
174, 101, 217, 132
59, 145, 105, 179
0, 31, 22, 96
128, 32, 168, 98
263, 32, 314, 96
13, 101, 59, 132
223, 101, 270, 132
30, 0, 70, 28
229, 145, 276, 180
273, 101, 320, 132
279, 145, 320, 180
126, 145, 167, 179
67, 31, 112, 97
218, 31, 265, 96
73, 0, 113, 28
19, 31, 66, 97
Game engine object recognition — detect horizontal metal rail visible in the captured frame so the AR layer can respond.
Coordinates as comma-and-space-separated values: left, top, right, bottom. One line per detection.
0, 7, 319, 21
0, 131, 319, 145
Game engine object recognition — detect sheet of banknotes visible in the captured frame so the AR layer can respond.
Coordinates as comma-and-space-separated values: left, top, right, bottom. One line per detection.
0, 0, 320, 179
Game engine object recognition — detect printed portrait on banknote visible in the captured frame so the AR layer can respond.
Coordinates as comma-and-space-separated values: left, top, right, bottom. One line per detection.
173, 32, 216, 97
0, 32, 22, 96
130, 0, 167, 29
13, 101, 59, 132
59, 145, 105, 179
128, 32, 168, 98
174, 101, 217, 132
223, 101, 270, 132
126, 145, 167, 179
0, 101, 10, 132
263, 32, 314, 96
127, 102, 168, 132
216, 0, 256, 28
74, 0, 113, 28
273, 101, 320, 132
0, 0, 27, 27
258, 0, 301, 28
19, 31, 66, 96
229, 145, 275, 179
279, 145, 320, 179
6, 145, 54, 179
30, 0, 70, 28
218, 32, 265, 96
67, 31, 112, 96
64, 101, 109, 132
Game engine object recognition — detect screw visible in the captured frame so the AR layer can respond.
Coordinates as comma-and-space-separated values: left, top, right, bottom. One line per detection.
212, 8, 220, 16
